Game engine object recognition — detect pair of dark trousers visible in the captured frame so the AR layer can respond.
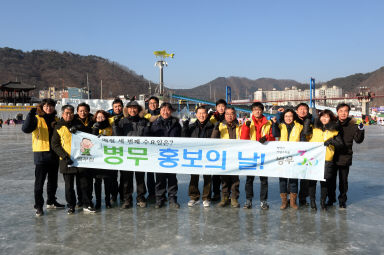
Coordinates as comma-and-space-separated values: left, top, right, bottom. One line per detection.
245, 176, 268, 201
279, 178, 298, 193
328, 165, 350, 203
188, 174, 212, 201
76, 170, 93, 204
110, 170, 119, 200
146, 172, 156, 197
211, 175, 221, 195
63, 172, 92, 208
308, 180, 327, 201
121, 171, 147, 202
299, 179, 309, 201
34, 163, 59, 208
221, 175, 240, 199
155, 173, 178, 202
94, 177, 112, 203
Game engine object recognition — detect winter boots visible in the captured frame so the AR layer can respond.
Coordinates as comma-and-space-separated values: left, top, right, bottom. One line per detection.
280, 193, 288, 210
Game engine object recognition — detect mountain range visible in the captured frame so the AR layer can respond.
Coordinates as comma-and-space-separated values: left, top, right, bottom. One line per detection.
1, 47, 383, 106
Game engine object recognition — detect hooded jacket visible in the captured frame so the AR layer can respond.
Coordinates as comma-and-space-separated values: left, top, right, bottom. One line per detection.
21, 105, 59, 165
334, 117, 365, 166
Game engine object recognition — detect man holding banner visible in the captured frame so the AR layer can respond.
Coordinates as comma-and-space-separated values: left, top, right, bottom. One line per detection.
211, 106, 241, 208
149, 102, 182, 209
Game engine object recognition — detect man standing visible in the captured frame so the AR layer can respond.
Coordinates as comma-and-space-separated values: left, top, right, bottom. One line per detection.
331, 103, 364, 209
182, 106, 214, 208
22, 99, 64, 216
114, 100, 149, 208
211, 107, 241, 208
209, 99, 227, 201
109, 98, 124, 203
240, 102, 274, 210
51, 105, 96, 214
150, 102, 182, 209
143, 96, 161, 202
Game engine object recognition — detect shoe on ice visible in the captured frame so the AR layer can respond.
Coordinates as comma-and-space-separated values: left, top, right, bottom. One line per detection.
155, 200, 164, 209
169, 200, 180, 209
47, 201, 65, 209
67, 208, 75, 215
231, 198, 240, 208
218, 196, 230, 207
83, 206, 96, 213
339, 202, 347, 209
188, 200, 199, 207
260, 201, 270, 210
122, 200, 132, 209
243, 199, 252, 209
203, 200, 211, 207
137, 201, 147, 208
35, 207, 44, 217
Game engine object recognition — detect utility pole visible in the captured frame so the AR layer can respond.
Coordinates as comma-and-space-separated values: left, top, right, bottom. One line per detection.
86, 73, 90, 99
100, 80, 103, 99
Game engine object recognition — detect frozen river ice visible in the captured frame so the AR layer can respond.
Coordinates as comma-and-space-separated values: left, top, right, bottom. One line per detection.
0, 125, 384, 254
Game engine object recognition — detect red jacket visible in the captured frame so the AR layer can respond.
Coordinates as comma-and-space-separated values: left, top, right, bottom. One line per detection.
240, 115, 275, 141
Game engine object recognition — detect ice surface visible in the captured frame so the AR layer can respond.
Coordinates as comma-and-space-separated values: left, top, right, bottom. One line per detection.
0, 125, 384, 254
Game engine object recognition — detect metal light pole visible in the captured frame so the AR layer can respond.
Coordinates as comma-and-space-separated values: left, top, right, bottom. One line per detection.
155, 60, 167, 96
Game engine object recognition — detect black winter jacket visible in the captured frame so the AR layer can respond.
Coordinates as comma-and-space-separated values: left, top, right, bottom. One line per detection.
150, 116, 181, 137
73, 113, 94, 134
21, 105, 59, 165
113, 115, 150, 136
181, 118, 214, 138
334, 117, 365, 166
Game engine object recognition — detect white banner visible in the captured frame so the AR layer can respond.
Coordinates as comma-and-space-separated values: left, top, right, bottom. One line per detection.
71, 132, 326, 181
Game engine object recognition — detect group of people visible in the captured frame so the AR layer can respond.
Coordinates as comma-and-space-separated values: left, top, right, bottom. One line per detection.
22, 96, 364, 216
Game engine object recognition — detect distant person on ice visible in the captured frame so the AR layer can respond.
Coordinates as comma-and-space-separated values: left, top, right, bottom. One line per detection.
21, 98, 65, 216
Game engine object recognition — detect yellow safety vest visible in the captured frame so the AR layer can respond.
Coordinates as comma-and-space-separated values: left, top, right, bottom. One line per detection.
249, 120, 272, 141
309, 128, 338, 161
56, 125, 72, 159
218, 122, 240, 139
279, 121, 303, 142
99, 126, 113, 136
32, 115, 58, 152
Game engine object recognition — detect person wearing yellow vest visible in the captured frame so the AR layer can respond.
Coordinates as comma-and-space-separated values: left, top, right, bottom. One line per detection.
21, 98, 64, 216
91, 110, 114, 209
143, 96, 161, 203
211, 107, 241, 208
308, 110, 343, 210
271, 109, 308, 210
107, 98, 124, 204
209, 99, 227, 202
51, 105, 96, 214
240, 102, 275, 210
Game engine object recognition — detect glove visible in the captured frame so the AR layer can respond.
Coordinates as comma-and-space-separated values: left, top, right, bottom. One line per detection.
245, 120, 251, 127
259, 136, 267, 144
358, 122, 364, 130
208, 108, 214, 115
324, 139, 332, 147
182, 117, 190, 127
92, 122, 101, 129
65, 157, 74, 165
29, 108, 37, 115
69, 126, 77, 134
113, 115, 122, 125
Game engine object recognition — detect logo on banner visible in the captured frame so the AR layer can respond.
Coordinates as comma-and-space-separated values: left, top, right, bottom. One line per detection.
80, 138, 94, 156
297, 150, 319, 166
